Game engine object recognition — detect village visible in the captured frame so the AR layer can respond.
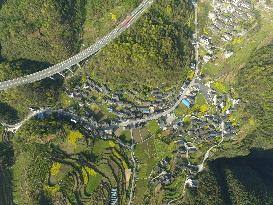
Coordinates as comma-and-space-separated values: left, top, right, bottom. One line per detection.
48, 66, 240, 193
29, 0, 245, 200
198, 0, 256, 65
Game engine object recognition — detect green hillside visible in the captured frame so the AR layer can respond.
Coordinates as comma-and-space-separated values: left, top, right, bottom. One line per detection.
81, 0, 193, 91
184, 149, 273, 205
0, 0, 85, 64
183, 43, 273, 205
213, 43, 273, 158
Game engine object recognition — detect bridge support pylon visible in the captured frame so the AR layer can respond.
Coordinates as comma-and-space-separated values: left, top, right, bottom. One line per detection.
68, 68, 74, 73
58, 73, 65, 78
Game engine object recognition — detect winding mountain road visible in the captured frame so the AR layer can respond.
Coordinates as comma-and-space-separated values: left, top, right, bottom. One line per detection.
0, 0, 154, 91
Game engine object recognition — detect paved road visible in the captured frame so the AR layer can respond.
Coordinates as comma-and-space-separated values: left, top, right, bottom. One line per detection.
0, 0, 154, 91
119, 79, 197, 127
119, 2, 200, 127
1, 108, 48, 133
197, 121, 224, 172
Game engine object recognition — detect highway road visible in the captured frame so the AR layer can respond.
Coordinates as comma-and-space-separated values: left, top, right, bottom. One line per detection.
2, 0, 199, 133
0, 0, 154, 91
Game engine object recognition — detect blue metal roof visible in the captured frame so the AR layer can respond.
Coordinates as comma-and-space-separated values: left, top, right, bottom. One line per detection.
182, 99, 191, 107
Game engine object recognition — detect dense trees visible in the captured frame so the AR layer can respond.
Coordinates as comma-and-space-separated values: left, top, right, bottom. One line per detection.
12, 143, 52, 205
0, 0, 86, 123
236, 43, 273, 149
184, 149, 273, 205
83, 0, 193, 90
0, 0, 85, 64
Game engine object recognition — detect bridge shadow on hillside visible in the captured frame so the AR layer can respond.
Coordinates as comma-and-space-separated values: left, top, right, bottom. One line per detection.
9, 59, 65, 87
9, 59, 52, 75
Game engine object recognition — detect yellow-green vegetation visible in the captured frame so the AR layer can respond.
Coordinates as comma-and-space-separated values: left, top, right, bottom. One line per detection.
200, 104, 209, 113
193, 93, 210, 114
146, 120, 161, 134
212, 81, 228, 94
108, 140, 116, 148
82, 167, 89, 185
222, 98, 233, 113
122, 160, 129, 170
82, 0, 193, 91
67, 130, 84, 145
82, 166, 97, 185
187, 70, 195, 81
86, 166, 97, 176
50, 162, 61, 176
44, 184, 60, 196
82, 0, 140, 47
112, 149, 121, 159
112, 148, 129, 169
183, 115, 191, 125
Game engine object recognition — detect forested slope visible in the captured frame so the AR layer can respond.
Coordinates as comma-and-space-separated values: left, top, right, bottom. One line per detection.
213, 43, 273, 158
0, 142, 13, 205
183, 43, 273, 205
184, 149, 273, 205
82, 0, 193, 90
0, 0, 86, 123
236, 43, 273, 150
0, 0, 85, 64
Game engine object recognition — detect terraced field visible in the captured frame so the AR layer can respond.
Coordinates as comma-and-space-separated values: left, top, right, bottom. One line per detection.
10, 119, 132, 205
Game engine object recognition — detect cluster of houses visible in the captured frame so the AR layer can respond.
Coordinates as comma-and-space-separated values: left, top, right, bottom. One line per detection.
187, 116, 222, 140
43, 108, 120, 140
148, 140, 200, 189
149, 158, 175, 186
176, 140, 198, 155
147, 81, 240, 189
66, 75, 179, 122
198, 0, 255, 65
209, 0, 254, 40
181, 82, 239, 141
199, 35, 215, 64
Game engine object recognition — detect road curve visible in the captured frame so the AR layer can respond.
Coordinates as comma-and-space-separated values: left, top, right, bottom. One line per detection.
119, 79, 197, 127
0, 0, 154, 91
